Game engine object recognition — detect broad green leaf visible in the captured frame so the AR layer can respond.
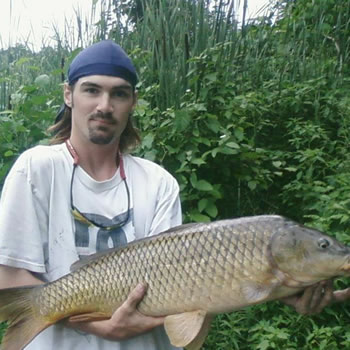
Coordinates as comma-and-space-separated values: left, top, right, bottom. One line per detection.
285, 167, 297, 172
4, 150, 14, 157
191, 158, 206, 166
204, 72, 217, 82
34, 74, 50, 88
248, 181, 257, 190
190, 213, 210, 223
213, 96, 225, 103
234, 128, 244, 141
198, 198, 208, 212
206, 118, 221, 133
226, 142, 240, 149
142, 133, 154, 149
194, 180, 213, 191
205, 202, 218, 218
217, 147, 239, 155
193, 103, 207, 112
174, 110, 191, 132
190, 173, 198, 188
144, 150, 157, 161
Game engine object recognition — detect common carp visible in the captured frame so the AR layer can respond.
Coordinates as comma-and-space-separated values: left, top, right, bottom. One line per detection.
1, 215, 350, 350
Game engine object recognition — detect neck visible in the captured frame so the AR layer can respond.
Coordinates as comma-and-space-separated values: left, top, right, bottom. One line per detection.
67, 138, 120, 181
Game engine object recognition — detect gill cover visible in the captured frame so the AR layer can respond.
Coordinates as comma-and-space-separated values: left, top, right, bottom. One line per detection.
270, 218, 350, 284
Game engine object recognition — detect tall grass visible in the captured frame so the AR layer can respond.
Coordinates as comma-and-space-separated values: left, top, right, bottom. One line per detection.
2, 0, 349, 112
118, 0, 244, 108
89, 0, 350, 111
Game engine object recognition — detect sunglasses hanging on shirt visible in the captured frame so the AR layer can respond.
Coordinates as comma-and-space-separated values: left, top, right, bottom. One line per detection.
65, 140, 130, 231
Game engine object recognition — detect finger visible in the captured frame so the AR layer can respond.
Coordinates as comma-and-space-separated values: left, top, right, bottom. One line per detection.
123, 284, 147, 311
279, 295, 298, 307
334, 288, 350, 303
295, 285, 316, 314
143, 315, 165, 329
308, 283, 326, 312
314, 281, 334, 313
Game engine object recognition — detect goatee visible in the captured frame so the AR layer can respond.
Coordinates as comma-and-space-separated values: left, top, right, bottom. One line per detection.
88, 112, 117, 145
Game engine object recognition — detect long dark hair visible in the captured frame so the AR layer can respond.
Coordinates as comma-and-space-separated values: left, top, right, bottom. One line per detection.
48, 105, 141, 153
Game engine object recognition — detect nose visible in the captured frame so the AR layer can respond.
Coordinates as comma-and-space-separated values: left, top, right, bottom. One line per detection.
96, 93, 113, 113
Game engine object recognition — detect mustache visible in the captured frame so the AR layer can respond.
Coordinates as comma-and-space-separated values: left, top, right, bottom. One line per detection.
89, 112, 116, 123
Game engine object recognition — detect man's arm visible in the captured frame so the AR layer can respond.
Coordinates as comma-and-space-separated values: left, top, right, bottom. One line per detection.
0, 264, 43, 288
0, 265, 164, 341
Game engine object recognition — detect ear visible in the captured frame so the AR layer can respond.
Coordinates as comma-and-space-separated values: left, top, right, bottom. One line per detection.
64, 83, 73, 108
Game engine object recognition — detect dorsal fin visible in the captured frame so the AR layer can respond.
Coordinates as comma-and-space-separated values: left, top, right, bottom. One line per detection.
161, 222, 205, 234
70, 246, 127, 271
70, 222, 205, 272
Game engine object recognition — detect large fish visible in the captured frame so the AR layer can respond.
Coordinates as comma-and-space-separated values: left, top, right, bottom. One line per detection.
1, 215, 350, 350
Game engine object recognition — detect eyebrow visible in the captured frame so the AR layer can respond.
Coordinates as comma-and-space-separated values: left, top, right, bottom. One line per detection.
80, 81, 133, 91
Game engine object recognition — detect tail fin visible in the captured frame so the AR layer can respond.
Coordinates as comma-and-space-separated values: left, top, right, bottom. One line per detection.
0, 286, 49, 350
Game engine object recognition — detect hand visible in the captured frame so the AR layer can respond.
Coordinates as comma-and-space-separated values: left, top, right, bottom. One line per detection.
280, 280, 334, 315
333, 287, 350, 303
66, 283, 165, 341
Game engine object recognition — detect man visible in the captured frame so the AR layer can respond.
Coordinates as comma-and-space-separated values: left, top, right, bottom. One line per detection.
0, 40, 347, 350
0, 40, 182, 349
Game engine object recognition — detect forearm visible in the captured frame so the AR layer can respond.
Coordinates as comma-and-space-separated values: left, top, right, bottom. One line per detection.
0, 264, 43, 289
65, 318, 118, 339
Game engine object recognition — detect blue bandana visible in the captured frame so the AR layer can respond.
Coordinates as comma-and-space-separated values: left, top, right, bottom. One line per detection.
55, 41, 137, 123
68, 40, 138, 88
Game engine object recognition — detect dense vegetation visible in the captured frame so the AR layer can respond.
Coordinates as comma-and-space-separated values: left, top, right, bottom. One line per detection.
1, 0, 350, 348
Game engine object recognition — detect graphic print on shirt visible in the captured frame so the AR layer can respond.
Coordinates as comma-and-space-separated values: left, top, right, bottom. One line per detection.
74, 209, 134, 257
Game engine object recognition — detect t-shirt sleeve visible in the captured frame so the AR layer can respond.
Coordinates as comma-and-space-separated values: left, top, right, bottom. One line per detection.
0, 153, 48, 273
147, 174, 182, 236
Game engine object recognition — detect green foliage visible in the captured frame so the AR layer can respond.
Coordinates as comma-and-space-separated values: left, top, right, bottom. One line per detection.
0, 47, 70, 188
0, 84, 60, 187
134, 44, 350, 227
203, 302, 350, 349
0, 322, 6, 342
135, 43, 278, 221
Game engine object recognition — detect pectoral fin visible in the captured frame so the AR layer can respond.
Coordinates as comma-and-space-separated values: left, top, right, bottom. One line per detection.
185, 313, 214, 350
241, 282, 274, 304
68, 311, 110, 323
164, 310, 213, 349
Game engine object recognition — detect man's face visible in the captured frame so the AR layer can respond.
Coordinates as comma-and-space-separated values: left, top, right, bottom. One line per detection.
64, 75, 137, 146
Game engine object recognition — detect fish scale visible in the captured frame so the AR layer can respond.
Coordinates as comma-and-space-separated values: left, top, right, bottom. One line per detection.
1, 215, 350, 350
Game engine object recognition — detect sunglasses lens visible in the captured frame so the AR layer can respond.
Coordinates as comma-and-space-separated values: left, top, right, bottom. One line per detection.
70, 173, 130, 230
71, 208, 93, 227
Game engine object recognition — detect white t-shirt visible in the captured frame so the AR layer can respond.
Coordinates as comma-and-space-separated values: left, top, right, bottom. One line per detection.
0, 143, 182, 350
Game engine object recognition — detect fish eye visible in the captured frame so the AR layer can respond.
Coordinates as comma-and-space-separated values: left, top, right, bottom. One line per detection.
318, 238, 331, 249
